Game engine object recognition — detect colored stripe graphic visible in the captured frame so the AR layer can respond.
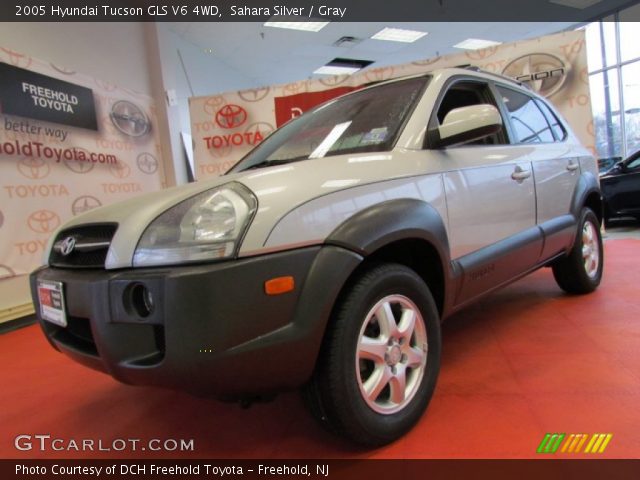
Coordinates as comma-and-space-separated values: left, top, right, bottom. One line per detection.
537, 433, 565, 453
584, 434, 613, 453
575, 434, 589, 452
561, 434, 576, 453
537, 434, 552, 454
538, 433, 613, 454
598, 434, 613, 453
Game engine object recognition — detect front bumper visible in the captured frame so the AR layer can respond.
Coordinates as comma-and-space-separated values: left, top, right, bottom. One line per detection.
30, 246, 361, 398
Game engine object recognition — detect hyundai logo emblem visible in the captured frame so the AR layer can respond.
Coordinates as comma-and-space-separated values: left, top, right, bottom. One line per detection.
60, 236, 76, 256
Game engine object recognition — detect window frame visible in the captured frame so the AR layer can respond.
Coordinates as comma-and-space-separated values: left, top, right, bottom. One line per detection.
424, 76, 511, 149
534, 98, 568, 142
494, 83, 561, 146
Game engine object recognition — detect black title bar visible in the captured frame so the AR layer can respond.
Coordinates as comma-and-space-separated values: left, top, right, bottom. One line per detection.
3, 459, 640, 480
2, 0, 640, 22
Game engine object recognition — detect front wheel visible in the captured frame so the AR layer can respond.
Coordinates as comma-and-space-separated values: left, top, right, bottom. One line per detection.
303, 263, 441, 447
552, 208, 604, 294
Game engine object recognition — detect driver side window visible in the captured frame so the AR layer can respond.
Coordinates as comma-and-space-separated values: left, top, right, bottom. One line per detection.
436, 81, 506, 146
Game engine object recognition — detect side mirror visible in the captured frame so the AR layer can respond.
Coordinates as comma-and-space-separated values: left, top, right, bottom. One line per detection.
429, 104, 503, 148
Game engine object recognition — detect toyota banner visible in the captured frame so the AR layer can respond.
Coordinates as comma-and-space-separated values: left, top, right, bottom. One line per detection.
190, 30, 593, 182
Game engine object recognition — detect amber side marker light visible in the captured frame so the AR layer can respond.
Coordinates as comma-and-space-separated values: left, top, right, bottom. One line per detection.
264, 276, 295, 295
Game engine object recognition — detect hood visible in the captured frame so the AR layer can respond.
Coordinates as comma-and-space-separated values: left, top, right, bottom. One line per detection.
49, 150, 418, 268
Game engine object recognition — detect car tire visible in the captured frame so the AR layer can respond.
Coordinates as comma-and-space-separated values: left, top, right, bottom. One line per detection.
303, 263, 441, 447
552, 208, 603, 294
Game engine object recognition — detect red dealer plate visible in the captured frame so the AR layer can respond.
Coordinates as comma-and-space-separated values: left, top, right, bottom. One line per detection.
37, 280, 67, 327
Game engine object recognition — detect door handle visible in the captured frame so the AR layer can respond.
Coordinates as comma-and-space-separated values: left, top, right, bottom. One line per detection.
511, 166, 531, 182
567, 160, 580, 172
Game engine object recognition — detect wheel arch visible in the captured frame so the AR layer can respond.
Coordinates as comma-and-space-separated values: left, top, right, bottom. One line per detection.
295, 199, 453, 386
326, 198, 452, 320
571, 171, 603, 225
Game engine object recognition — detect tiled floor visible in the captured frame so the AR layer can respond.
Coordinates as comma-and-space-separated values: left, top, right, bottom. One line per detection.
1, 239, 638, 459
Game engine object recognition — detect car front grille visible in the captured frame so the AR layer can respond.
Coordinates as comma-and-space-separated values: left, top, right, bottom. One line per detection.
49, 224, 117, 269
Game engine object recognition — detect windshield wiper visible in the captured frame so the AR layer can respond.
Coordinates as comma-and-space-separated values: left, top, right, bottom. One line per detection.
241, 157, 307, 171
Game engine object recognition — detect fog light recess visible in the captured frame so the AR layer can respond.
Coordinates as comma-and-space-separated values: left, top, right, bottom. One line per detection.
124, 282, 154, 318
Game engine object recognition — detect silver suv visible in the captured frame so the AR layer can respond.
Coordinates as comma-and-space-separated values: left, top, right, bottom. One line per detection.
31, 68, 603, 446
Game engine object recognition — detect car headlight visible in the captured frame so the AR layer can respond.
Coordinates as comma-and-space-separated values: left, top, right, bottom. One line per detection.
133, 183, 257, 267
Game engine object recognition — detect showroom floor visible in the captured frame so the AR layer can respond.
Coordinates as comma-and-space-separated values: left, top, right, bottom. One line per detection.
1, 237, 639, 459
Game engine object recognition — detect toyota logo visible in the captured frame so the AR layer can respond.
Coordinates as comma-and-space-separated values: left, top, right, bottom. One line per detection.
238, 87, 270, 102
50, 63, 76, 75
502, 53, 570, 98
203, 96, 226, 115
59, 236, 76, 256
245, 121, 275, 142
0, 47, 32, 68
215, 104, 247, 129
412, 56, 442, 67
465, 46, 499, 61
282, 81, 310, 96
365, 67, 395, 83
27, 210, 61, 234
72, 196, 102, 216
109, 161, 131, 179
96, 78, 118, 92
18, 157, 51, 180
64, 148, 95, 174
136, 152, 159, 174
110, 100, 151, 137
319, 75, 350, 87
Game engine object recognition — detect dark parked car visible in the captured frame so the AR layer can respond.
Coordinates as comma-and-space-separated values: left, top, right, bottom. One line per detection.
601, 149, 640, 223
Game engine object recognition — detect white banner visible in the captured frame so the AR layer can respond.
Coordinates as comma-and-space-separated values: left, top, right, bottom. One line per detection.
190, 29, 593, 180
0, 47, 166, 279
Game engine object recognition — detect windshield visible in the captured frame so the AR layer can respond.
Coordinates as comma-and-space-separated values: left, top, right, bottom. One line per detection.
229, 76, 429, 172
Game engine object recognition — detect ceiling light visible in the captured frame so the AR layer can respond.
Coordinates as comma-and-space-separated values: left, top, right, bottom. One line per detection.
453, 38, 502, 50
263, 21, 329, 32
548, 0, 602, 9
314, 65, 362, 75
314, 58, 374, 76
371, 27, 429, 43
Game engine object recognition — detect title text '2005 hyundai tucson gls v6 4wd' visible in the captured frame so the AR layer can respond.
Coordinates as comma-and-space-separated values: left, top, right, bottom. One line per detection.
32, 67, 603, 446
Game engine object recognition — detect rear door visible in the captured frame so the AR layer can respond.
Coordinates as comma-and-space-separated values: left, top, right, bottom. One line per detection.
495, 85, 580, 259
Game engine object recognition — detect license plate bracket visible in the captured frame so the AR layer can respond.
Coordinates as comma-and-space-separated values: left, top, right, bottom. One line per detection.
37, 280, 68, 327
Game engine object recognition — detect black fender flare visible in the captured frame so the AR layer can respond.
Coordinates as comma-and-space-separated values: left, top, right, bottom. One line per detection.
326, 198, 451, 262
570, 171, 602, 219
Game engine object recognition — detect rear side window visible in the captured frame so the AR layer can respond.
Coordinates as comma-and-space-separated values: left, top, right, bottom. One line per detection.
536, 99, 567, 141
496, 85, 555, 144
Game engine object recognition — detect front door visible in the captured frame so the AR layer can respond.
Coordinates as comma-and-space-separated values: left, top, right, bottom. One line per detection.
424, 79, 538, 305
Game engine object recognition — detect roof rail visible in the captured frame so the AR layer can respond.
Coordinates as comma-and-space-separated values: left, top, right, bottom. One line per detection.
454, 64, 528, 88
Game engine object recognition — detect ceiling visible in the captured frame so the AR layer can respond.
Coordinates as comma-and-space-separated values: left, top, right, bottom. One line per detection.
168, 22, 578, 87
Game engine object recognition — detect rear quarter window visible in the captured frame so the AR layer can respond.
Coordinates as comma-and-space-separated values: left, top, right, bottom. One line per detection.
496, 85, 555, 144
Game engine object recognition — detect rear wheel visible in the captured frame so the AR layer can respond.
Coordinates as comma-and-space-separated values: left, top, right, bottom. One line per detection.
303, 263, 441, 447
552, 208, 603, 294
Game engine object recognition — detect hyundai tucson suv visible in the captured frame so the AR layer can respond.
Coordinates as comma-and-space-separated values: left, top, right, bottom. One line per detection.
31, 67, 603, 446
